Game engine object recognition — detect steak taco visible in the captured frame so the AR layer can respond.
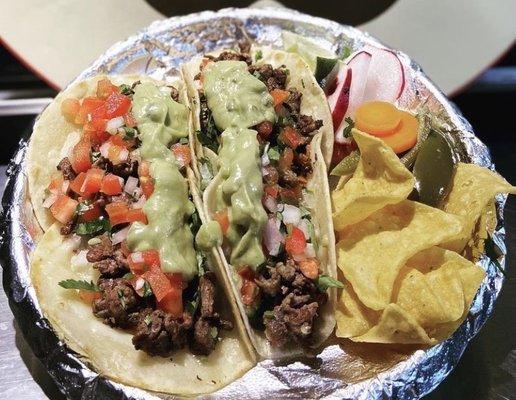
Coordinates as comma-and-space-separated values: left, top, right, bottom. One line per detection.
27, 75, 254, 395
182, 47, 338, 359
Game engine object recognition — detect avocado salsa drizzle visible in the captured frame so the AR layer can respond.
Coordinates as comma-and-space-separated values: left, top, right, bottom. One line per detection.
198, 51, 333, 348
51, 79, 230, 357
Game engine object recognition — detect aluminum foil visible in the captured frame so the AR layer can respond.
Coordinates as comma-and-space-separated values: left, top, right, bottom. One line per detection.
0, 7, 508, 400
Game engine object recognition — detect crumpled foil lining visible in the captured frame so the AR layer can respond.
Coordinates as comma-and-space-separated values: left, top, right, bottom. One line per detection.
0, 7, 508, 400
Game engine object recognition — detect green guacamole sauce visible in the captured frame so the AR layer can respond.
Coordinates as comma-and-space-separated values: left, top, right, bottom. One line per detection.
126, 83, 198, 281
195, 221, 222, 251
203, 60, 276, 131
216, 127, 267, 270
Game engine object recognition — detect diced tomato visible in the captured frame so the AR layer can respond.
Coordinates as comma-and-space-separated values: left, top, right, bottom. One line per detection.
101, 173, 123, 195
105, 92, 131, 119
78, 290, 101, 303
142, 268, 174, 303
79, 203, 102, 222
213, 209, 230, 235
278, 126, 304, 149
264, 185, 279, 198
139, 176, 154, 198
241, 279, 259, 306
105, 202, 147, 226
70, 135, 92, 173
285, 226, 306, 255
105, 202, 128, 226
158, 274, 183, 318
48, 174, 64, 194
278, 147, 294, 172
50, 194, 78, 224
83, 118, 109, 144
81, 168, 105, 195
70, 173, 87, 197
171, 143, 191, 168
138, 160, 151, 177
61, 98, 80, 122
298, 258, 320, 280
125, 209, 147, 224
106, 143, 129, 165
128, 249, 160, 273
270, 89, 290, 107
96, 78, 119, 99
108, 134, 134, 149
75, 97, 107, 124
124, 112, 136, 128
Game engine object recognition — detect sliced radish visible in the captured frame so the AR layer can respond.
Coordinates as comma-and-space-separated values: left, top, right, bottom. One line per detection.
362, 45, 405, 102
327, 64, 351, 131
333, 51, 372, 143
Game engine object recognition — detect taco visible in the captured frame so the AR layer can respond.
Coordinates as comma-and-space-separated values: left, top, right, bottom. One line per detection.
182, 47, 338, 359
27, 75, 254, 395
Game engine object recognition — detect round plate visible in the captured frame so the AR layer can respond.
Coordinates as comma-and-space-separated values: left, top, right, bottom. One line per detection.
0, 8, 508, 400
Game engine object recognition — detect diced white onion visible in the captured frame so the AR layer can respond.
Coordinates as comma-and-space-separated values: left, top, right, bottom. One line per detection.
100, 142, 111, 158
264, 217, 284, 256
42, 193, 57, 208
111, 226, 130, 245
297, 218, 311, 239
124, 176, 139, 195
305, 243, 316, 258
263, 195, 277, 213
130, 251, 144, 263
69, 234, 83, 251
135, 277, 145, 291
132, 195, 146, 209
118, 148, 129, 162
132, 187, 143, 200
106, 116, 124, 134
261, 143, 270, 167
282, 204, 301, 225
61, 180, 70, 194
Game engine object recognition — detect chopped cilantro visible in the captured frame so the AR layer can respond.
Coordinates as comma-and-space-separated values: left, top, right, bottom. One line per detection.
316, 274, 345, 292
189, 210, 202, 236
117, 289, 127, 310
91, 151, 101, 163
75, 202, 90, 215
123, 272, 134, 280
186, 292, 199, 315
255, 50, 263, 61
122, 126, 136, 140
342, 117, 355, 138
197, 122, 219, 154
144, 314, 152, 326
299, 206, 311, 219
267, 146, 281, 161
278, 115, 295, 127
196, 252, 207, 275
340, 45, 352, 60
142, 280, 153, 297
74, 218, 111, 236
58, 279, 99, 292
119, 84, 134, 96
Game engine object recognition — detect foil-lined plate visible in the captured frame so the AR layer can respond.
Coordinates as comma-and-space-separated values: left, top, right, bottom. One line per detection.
0, 7, 508, 400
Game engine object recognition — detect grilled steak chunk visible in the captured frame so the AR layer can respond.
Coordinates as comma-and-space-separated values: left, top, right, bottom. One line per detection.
93, 278, 142, 328
57, 157, 76, 181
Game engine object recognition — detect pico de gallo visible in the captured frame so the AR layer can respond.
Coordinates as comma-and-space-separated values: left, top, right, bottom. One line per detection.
51, 78, 231, 356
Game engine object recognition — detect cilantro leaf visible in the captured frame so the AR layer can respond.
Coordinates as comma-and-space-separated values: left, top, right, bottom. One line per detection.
340, 45, 352, 60
342, 117, 355, 138
122, 126, 136, 140
186, 292, 199, 315
123, 272, 135, 280
255, 50, 263, 61
267, 146, 281, 161
189, 209, 202, 236
142, 280, 153, 297
316, 274, 344, 292
74, 218, 111, 236
119, 84, 134, 96
58, 279, 99, 292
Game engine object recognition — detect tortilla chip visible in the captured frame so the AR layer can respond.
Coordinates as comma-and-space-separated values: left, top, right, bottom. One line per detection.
337, 200, 463, 310
335, 283, 380, 338
442, 162, 516, 252
332, 130, 414, 231
352, 304, 436, 345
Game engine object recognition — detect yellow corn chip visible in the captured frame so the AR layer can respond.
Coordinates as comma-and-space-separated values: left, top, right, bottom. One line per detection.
337, 200, 463, 310
332, 130, 414, 231
335, 283, 379, 338
442, 162, 516, 252
352, 304, 436, 345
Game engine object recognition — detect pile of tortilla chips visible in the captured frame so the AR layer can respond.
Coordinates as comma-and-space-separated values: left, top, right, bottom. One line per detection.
332, 130, 516, 345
